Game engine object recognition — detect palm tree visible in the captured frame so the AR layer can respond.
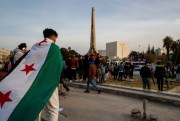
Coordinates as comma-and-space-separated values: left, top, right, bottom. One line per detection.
163, 36, 173, 61
171, 39, 180, 64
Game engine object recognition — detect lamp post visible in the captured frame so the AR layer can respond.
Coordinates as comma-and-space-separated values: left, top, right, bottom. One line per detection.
120, 44, 125, 59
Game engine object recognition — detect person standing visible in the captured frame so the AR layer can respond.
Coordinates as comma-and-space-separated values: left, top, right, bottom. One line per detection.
118, 62, 124, 81
129, 62, 134, 79
140, 62, 152, 90
124, 63, 129, 79
113, 64, 118, 80
176, 64, 180, 81
70, 55, 77, 81
78, 56, 83, 81
36, 28, 62, 121
59, 59, 70, 92
13, 43, 27, 64
100, 64, 106, 83
84, 54, 101, 94
154, 61, 166, 91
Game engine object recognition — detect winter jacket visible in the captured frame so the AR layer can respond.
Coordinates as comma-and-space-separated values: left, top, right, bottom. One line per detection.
13, 48, 24, 64
140, 66, 152, 78
118, 64, 124, 72
88, 64, 97, 80
154, 65, 165, 79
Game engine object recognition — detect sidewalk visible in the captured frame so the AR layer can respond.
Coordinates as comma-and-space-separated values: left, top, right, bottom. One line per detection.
67, 82, 180, 106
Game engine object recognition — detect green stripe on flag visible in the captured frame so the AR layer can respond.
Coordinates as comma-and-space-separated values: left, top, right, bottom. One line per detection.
8, 43, 63, 121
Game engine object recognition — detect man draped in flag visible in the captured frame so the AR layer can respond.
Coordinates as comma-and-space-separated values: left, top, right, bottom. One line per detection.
0, 28, 63, 121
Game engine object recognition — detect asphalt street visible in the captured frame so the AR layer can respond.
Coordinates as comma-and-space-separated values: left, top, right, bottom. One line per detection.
59, 87, 180, 121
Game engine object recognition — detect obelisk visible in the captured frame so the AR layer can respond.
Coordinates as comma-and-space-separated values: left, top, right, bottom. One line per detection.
87, 7, 97, 54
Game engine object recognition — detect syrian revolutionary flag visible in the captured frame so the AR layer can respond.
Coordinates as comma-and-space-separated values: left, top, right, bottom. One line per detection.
0, 38, 63, 121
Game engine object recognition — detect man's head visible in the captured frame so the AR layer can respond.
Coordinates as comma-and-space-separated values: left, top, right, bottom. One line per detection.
145, 61, 149, 67
18, 43, 27, 51
157, 61, 161, 65
43, 28, 58, 43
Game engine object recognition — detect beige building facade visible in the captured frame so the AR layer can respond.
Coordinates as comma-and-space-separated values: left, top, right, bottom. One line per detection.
0, 48, 10, 64
155, 48, 163, 56
106, 41, 129, 59
98, 50, 106, 56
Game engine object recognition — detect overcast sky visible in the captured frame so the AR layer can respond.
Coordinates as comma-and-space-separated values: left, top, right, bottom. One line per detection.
0, 0, 180, 54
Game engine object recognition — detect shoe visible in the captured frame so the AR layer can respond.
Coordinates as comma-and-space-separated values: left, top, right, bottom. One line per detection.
84, 90, 89, 93
98, 89, 101, 94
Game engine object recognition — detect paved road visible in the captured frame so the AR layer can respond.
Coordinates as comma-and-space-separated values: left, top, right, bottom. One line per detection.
59, 87, 180, 121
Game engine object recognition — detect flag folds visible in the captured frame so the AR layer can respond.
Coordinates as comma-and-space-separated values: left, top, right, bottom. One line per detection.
0, 39, 62, 121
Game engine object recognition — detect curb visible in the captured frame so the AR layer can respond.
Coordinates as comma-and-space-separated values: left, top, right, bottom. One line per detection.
67, 82, 180, 107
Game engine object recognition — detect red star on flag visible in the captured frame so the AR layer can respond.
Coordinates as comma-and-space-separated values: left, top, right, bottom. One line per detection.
38, 39, 47, 46
0, 91, 12, 108
21, 63, 36, 75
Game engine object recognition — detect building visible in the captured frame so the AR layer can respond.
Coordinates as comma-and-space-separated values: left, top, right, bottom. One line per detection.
155, 48, 163, 56
98, 50, 106, 56
106, 41, 129, 59
0, 48, 10, 64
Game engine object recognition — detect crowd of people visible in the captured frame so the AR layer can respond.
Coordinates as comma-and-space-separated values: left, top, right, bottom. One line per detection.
62, 53, 107, 84
1, 44, 180, 93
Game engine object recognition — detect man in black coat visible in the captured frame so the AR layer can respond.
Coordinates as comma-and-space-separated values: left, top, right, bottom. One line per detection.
140, 62, 152, 90
154, 61, 165, 91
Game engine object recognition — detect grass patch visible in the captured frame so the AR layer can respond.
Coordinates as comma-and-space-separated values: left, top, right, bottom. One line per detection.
105, 76, 176, 91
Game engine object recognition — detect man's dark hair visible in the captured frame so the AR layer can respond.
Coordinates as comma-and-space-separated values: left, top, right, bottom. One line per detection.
18, 43, 27, 50
43, 28, 58, 38
157, 61, 161, 65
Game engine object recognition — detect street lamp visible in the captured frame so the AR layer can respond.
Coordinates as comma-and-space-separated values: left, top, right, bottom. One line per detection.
120, 44, 125, 59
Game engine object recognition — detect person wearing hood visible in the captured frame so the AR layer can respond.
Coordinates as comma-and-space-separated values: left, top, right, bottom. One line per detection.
13, 43, 27, 64
84, 54, 101, 94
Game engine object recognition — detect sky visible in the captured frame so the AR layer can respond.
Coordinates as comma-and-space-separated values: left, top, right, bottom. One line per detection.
0, 0, 180, 54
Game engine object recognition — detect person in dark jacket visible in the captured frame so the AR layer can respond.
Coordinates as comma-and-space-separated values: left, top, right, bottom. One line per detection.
176, 64, 180, 81
140, 62, 152, 90
84, 54, 101, 94
118, 62, 124, 81
59, 60, 70, 92
78, 56, 83, 81
113, 64, 118, 80
154, 61, 165, 91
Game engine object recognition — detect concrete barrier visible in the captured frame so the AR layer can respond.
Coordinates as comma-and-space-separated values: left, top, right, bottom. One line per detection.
67, 82, 180, 107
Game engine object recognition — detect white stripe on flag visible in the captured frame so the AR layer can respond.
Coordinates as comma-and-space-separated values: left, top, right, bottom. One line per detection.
0, 39, 52, 121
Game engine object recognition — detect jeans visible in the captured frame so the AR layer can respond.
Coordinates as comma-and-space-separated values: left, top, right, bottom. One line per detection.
86, 79, 100, 91
101, 74, 105, 82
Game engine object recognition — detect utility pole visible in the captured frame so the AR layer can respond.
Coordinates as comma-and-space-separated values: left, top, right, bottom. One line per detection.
120, 44, 125, 59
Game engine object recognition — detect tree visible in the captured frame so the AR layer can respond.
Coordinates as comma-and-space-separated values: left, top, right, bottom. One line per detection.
151, 46, 155, 54
163, 36, 173, 61
170, 39, 180, 64
147, 44, 151, 53
144, 53, 157, 63
60, 47, 81, 60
